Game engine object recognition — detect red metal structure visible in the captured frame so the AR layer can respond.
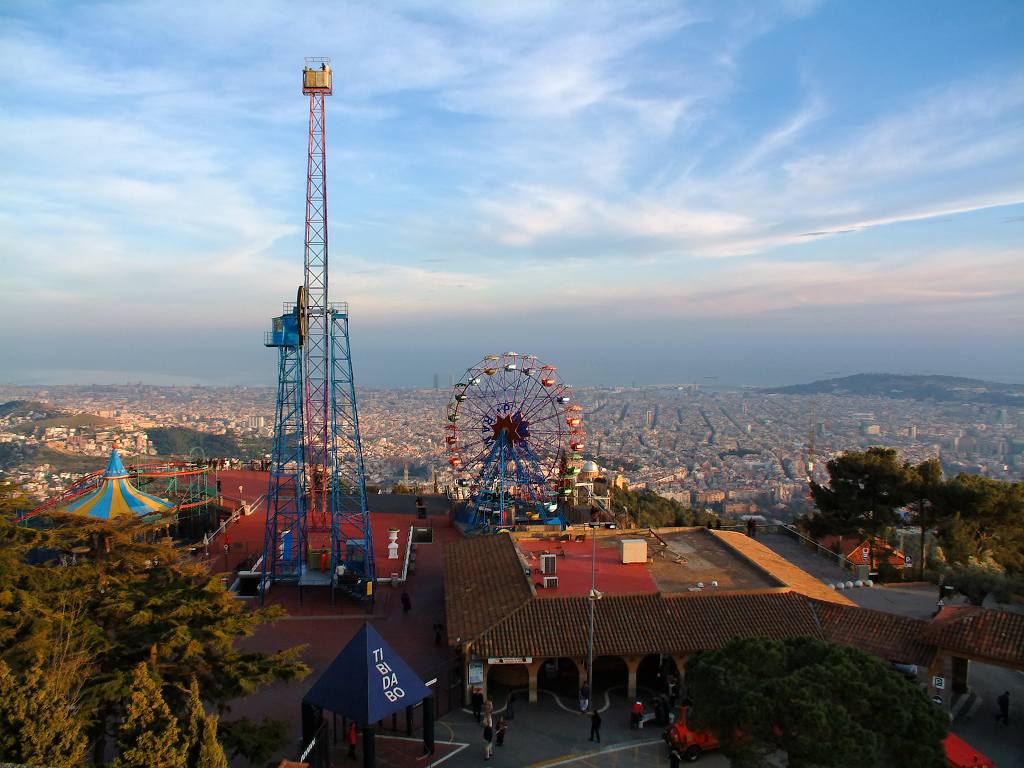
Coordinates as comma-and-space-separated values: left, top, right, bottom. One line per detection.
301, 57, 332, 541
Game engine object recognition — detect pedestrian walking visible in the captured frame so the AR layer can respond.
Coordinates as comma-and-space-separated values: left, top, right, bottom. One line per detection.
997, 691, 1010, 725
346, 721, 357, 760
484, 698, 494, 717
471, 687, 484, 722
579, 682, 591, 712
589, 709, 602, 742
483, 720, 494, 760
669, 747, 681, 768
401, 591, 412, 613
495, 716, 507, 747
507, 692, 516, 720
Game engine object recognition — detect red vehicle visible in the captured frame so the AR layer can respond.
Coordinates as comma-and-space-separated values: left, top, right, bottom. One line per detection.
666, 706, 994, 766
663, 705, 722, 762
943, 733, 994, 768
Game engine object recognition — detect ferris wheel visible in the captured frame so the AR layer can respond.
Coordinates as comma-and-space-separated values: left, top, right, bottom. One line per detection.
445, 352, 585, 530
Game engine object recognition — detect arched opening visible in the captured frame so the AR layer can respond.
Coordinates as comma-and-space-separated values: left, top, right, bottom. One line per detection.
486, 663, 529, 712
637, 653, 679, 697
590, 655, 628, 696
537, 657, 580, 698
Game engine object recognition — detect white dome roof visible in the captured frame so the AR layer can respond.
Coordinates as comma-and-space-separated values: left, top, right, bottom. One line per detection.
581, 460, 599, 473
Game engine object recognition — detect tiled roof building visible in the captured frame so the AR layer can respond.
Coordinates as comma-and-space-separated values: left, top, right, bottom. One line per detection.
443, 528, 1024, 710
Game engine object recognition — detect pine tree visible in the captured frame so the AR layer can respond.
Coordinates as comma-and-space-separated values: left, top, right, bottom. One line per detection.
113, 662, 187, 768
0, 658, 88, 767
0, 512, 309, 760
184, 676, 205, 766
195, 714, 229, 768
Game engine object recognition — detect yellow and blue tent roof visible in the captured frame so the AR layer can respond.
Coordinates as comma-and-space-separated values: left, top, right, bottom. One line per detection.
63, 448, 175, 520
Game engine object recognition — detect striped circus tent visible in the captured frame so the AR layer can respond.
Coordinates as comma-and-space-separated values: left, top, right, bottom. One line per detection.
63, 447, 175, 520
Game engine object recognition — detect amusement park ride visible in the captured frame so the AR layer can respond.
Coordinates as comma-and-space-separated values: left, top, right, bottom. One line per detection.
446, 352, 585, 531
18, 449, 217, 530
259, 59, 374, 605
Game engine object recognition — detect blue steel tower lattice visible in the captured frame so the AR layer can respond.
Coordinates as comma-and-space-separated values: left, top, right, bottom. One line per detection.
260, 301, 306, 601
329, 303, 374, 601
260, 58, 374, 605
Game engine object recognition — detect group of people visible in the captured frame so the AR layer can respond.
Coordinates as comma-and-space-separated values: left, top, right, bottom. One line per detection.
471, 687, 509, 760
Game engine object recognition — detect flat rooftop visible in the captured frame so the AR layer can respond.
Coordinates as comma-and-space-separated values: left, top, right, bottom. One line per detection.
515, 527, 783, 598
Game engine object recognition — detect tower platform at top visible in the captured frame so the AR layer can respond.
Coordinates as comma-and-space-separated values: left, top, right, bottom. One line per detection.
303, 56, 332, 94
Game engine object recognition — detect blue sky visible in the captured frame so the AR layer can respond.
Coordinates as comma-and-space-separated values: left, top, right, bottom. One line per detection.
1, 0, 1022, 388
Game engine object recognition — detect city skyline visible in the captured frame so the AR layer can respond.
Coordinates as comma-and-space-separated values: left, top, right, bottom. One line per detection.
2, 1, 1023, 388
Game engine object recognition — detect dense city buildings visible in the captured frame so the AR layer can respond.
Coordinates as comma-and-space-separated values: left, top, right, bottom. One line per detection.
3, 380, 1021, 508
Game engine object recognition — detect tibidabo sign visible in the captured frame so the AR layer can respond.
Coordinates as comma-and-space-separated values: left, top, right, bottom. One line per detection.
487, 657, 533, 665
373, 646, 406, 703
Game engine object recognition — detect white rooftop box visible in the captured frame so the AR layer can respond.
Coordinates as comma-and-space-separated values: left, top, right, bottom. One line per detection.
619, 538, 647, 564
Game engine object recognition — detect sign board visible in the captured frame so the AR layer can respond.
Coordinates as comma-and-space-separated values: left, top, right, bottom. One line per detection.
932, 676, 945, 690
468, 660, 484, 685
487, 657, 533, 665
862, 547, 870, 564
931, 695, 942, 705
904, 554, 913, 567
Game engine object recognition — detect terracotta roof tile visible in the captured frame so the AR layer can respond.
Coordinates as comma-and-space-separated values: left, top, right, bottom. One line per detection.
922, 606, 1024, 668
811, 600, 935, 667
472, 591, 823, 658
662, 590, 822, 649
443, 533, 533, 644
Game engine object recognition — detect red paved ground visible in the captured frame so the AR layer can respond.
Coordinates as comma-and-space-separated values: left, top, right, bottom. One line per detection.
517, 537, 657, 597
207, 471, 460, 766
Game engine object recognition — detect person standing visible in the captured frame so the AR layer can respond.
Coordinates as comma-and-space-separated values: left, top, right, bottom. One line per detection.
346, 721, 358, 760
483, 716, 494, 760
997, 690, 1010, 725
630, 699, 643, 729
669, 747, 681, 768
507, 692, 516, 720
589, 709, 601, 742
579, 682, 591, 712
495, 716, 507, 747
401, 591, 412, 613
471, 688, 484, 722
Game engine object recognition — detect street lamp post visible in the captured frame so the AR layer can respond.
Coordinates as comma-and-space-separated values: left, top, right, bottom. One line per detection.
586, 522, 602, 702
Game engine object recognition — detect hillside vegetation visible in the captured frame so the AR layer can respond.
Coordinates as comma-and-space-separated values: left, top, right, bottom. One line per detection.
760, 373, 1023, 406
147, 427, 241, 458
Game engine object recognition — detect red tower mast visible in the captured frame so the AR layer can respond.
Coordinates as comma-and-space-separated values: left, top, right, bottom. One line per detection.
301, 58, 332, 537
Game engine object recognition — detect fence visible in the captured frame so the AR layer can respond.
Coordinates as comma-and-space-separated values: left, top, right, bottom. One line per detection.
766, 522, 863, 575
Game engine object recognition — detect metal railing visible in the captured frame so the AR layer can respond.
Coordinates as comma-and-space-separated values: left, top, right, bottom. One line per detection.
768, 522, 860, 574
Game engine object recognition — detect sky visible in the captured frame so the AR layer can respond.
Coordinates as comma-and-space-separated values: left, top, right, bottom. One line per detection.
1, 0, 1022, 389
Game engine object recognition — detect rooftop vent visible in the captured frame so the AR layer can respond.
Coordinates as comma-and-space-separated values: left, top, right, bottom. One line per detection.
542, 575, 559, 589
540, 553, 557, 575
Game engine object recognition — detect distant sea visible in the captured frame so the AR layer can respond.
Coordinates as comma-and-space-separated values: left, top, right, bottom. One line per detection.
1, 368, 260, 387
3, 366, 1022, 390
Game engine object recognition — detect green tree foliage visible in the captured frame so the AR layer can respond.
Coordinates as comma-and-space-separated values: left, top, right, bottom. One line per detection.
935, 474, 1024, 574
147, 427, 241, 458
611, 486, 708, 528
219, 716, 289, 765
184, 677, 205, 766
906, 458, 944, 577
0, 657, 88, 767
0, 512, 308, 765
807, 448, 911, 539
805, 448, 912, 568
685, 636, 947, 768
196, 714, 229, 768
113, 662, 186, 768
